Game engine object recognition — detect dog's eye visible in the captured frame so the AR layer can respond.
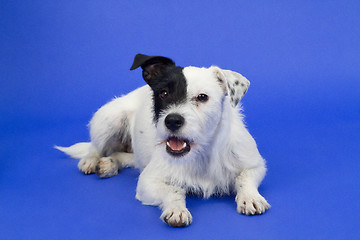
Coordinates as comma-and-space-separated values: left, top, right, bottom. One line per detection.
197, 93, 209, 102
159, 90, 168, 99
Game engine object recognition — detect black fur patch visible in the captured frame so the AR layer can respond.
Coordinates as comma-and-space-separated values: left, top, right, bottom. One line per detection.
148, 66, 187, 122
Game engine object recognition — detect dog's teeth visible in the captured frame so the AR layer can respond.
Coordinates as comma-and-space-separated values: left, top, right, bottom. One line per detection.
166, 141, 171, 147
182, 142, 187, 148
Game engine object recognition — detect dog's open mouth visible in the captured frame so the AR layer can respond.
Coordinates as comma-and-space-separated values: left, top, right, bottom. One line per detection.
166, 137, 191, 157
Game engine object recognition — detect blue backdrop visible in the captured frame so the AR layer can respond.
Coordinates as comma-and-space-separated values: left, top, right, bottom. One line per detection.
1, 1, 359, 239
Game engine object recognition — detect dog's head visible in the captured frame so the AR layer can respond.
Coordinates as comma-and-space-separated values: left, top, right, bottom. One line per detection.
130, 54, 250, 160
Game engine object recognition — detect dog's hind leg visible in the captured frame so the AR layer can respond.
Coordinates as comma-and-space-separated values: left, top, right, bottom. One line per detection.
78, 113, 133, 176
92, 115, 134, 178
77, 144, 101, 174
96, 152, 134, 178
88, 95, 137, 178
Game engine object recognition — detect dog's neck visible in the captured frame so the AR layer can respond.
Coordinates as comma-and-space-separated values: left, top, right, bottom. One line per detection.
211, 95, 234, 150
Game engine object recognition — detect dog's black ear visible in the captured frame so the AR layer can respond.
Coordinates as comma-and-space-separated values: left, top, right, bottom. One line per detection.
130, 54, 175, 83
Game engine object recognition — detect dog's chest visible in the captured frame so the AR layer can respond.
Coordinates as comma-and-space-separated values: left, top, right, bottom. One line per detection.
165, 156, 238, 197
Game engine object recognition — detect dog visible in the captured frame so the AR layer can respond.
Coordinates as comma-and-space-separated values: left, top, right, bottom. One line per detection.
56, 54, 270, 227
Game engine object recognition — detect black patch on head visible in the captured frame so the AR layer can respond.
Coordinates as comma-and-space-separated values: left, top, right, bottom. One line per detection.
130, 54, 187, 122
230, 87, 235, 96
235, 80, 239, 85
130, 54, 175, 84
150, 67, 187, 121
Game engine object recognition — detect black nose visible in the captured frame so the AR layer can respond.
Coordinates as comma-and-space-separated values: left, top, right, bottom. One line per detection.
165, 114, 185, 132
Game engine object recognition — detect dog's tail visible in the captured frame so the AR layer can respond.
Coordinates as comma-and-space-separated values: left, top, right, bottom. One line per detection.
54, 142, 91, 159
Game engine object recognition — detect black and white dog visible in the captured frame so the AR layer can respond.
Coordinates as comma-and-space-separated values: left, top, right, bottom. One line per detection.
56, 54, 270, 227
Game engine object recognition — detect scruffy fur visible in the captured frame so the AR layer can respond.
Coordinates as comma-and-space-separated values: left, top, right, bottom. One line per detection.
56, 54, 270, 227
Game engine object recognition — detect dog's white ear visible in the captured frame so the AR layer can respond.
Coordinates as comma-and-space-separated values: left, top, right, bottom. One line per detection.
212, 66, 250, 107
130, 54, 175, 84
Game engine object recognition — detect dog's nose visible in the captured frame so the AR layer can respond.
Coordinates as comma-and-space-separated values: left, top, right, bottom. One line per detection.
165, 114, 185, 132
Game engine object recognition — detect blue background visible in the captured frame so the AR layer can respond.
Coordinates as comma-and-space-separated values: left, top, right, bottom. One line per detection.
1, 1, 360, 239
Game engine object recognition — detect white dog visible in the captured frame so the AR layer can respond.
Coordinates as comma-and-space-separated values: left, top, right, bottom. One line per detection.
56, 54, 270, 227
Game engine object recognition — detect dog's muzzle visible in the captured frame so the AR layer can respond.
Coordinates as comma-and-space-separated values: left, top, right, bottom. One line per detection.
164, 113, 191, 157
166, 137, 191, 157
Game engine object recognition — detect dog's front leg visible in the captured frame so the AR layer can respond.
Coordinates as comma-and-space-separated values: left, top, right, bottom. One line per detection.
235, 165, 271, 215
136, 169, 192, 227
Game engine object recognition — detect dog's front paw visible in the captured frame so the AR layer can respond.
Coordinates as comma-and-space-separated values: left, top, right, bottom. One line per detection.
96, 157, 119, 178
78, 157, 98, 174
161, 206, 192, 228
236, 189, 270, 215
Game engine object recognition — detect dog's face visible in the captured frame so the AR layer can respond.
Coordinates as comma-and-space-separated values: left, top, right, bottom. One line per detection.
130, 54, 250, 161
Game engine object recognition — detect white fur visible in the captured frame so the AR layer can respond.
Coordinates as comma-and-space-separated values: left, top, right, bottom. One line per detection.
56, 66, 270, 227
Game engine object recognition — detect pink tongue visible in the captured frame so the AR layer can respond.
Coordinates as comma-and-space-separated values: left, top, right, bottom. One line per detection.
169, 138, 185, 151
